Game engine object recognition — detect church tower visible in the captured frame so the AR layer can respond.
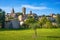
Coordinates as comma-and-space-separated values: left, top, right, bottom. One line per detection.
10, 8, 15, 17
30, 11, 32, 15
22, 7, 26, 15
11, 8, 15, 14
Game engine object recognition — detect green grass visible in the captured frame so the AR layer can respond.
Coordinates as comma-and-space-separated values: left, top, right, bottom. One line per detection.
0, 28, 60, 40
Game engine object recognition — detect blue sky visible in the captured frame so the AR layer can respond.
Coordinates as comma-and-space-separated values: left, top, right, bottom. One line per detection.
0, 0, 60, 15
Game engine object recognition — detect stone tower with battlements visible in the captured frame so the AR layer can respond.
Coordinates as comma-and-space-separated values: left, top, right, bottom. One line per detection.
22, 7, 26, 15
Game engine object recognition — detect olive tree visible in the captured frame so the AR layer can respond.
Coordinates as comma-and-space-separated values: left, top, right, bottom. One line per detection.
24, 16, 39, 39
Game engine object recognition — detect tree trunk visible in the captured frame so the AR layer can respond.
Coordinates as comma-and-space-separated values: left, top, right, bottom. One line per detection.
34, 29, 37, 40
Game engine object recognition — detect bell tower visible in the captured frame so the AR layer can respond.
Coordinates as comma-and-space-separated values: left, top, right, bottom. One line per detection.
22, 7, 26, 15
10, 8, 15, 17
11, 8, 15, 14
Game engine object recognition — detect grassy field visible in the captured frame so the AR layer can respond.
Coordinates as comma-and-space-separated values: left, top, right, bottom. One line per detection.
0, 29, 60, 40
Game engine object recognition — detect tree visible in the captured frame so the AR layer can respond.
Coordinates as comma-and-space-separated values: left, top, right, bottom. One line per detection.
38, 15, 53, 28
0, 9, 5, 28
24, 16, 37, 28
38, 16, 47, 28
43, 19, 53, 28
56, 14, 60, 27
24, 16, 39, 40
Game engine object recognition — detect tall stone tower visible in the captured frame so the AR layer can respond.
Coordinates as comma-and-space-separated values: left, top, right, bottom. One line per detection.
11, 8, 15, 14
10, 8, 15, 17
30, 11, 32, 15
22, 7, 26, 15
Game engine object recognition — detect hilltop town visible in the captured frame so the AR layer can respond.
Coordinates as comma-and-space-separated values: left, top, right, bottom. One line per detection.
0, 7, 60, 29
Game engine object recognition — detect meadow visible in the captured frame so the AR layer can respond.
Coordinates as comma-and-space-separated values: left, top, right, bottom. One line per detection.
0, 28, 60, 40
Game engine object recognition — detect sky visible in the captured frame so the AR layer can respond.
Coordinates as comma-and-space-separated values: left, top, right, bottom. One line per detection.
0, 0, 60, 15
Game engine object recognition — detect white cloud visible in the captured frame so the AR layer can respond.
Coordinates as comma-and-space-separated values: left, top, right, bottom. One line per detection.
0, 7, 21, 13
0, 7, 11, 13
21, 5, 49, 10
0, 5, 51, 13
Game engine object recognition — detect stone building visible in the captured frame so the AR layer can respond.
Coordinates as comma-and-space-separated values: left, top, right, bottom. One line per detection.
18, 7, 27, 25
5, 7, 38, 29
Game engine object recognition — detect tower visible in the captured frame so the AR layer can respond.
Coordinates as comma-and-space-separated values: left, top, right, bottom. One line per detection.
11, 8, 15, 14
30, 11, 32, 15
10, 8, 15, 17
22, 7, 26, 15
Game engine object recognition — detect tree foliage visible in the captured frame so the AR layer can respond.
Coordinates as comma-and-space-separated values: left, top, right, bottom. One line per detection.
38, 16, 47, 28
43, 19, 53, 28
56, 14, 60, 24
24, 16, 38, 28
0, 9, 5, 28
56, 14, 60, 27
38, 16, 53, 28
